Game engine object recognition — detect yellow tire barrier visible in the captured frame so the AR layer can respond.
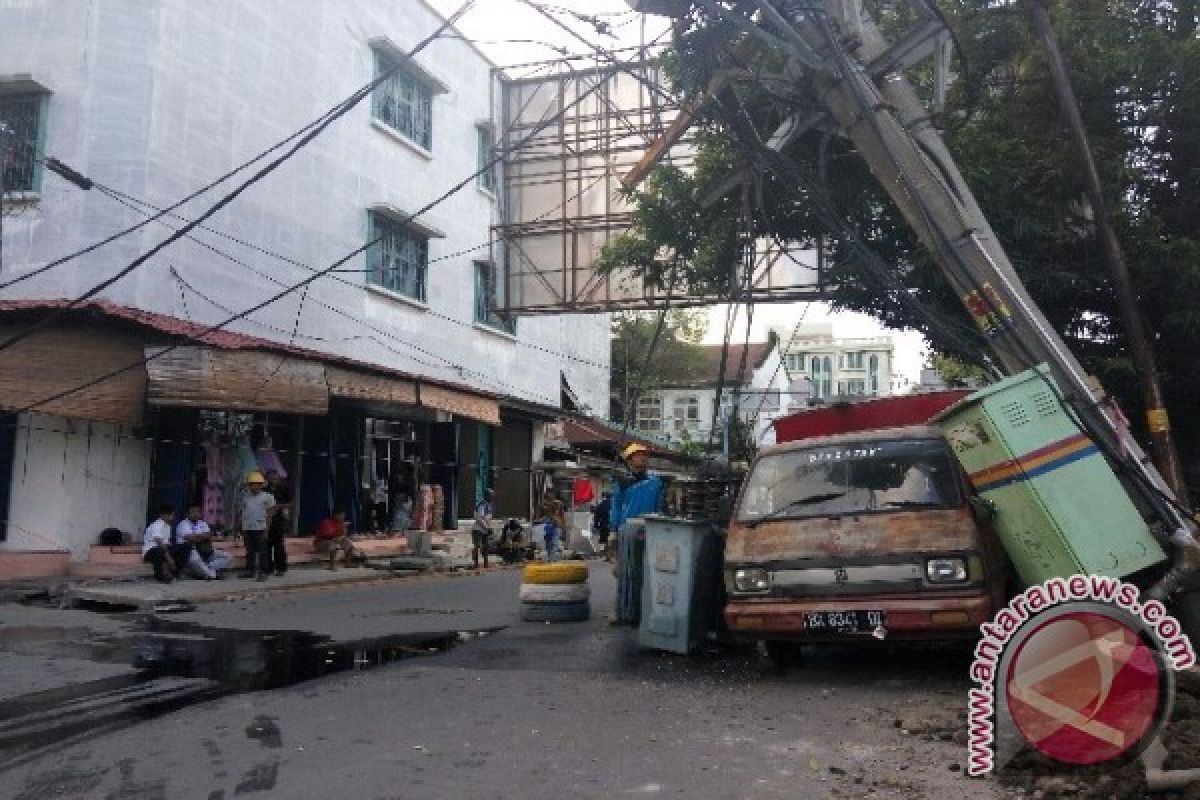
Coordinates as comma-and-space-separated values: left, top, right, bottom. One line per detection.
522, 562, 588, 585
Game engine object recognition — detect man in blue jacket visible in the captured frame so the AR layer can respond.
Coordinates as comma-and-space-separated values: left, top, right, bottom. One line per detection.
610, 442, 663, 532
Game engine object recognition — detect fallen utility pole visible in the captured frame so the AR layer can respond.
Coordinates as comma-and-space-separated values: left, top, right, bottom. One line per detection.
1030, 0, 1189, 499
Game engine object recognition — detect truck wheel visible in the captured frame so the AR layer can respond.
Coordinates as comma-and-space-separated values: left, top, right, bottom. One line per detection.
520, 601, 591, 623
763, 640, 803, 669
518, 582, 591, 604
522, 563, 589, 584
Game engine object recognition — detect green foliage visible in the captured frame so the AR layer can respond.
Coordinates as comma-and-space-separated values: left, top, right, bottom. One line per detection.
610, 310, 708, 422
930, 353, 991, 388
602, 0, 1200, 487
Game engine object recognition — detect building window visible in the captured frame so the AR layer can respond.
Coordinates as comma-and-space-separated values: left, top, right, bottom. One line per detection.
0, 92, 45, 193
636, 395, 663, 432
368, 212, 428, 301
811, 355, 833, 399
474, 261, 515, 334
847, 379, 866, 395
868, 354, 880, 394
372, 51, 433, 150
785, 352, 806, 374
671, 396, 700, 432
845, 351, 864, 369
476, 124, 496, 194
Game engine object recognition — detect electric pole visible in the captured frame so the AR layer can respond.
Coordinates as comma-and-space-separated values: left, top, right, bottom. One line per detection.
1030, 0, 1189, 498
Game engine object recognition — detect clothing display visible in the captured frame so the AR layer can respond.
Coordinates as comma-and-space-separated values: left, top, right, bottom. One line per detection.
255, 444, 287, 479
202, 443, 225, 527
572, 478, 594, 505
410, 484, 434, 530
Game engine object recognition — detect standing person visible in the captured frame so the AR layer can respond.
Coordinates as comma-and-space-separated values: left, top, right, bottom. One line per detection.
236, 471, 275, 581
262, 469, 292, 575
471, 488, 495, 569
265, 502, 291, 577
176, 505, 232, 577
538, 488, 566, 563
592, 491, 613, 561
610, 443, 664, 533
142, 505, 177, 584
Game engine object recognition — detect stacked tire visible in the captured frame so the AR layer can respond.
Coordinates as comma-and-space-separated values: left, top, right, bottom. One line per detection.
519, 562, 590, 622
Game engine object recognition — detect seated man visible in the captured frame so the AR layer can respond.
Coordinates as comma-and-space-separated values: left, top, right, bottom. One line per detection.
175, 505, 232, 579
313, 509, 359, 570
142, 505, 177, 584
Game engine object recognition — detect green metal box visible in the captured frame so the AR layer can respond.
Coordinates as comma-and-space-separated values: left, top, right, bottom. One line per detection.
933, 365, 1166, 585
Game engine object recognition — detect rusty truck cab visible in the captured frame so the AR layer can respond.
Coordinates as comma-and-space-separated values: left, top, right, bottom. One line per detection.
724, 425, 1009, 648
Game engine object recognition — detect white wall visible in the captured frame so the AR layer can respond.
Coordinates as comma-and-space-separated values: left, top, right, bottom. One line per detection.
738, 348, 792, 446
0, 0, 609, 414
3, 414, 152, 560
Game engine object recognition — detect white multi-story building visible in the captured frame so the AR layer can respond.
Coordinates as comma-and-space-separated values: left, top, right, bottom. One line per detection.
775, 323, 894, 402
0, 0, 609, 572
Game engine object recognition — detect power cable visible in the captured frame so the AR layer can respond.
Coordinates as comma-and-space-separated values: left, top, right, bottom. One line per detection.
9, 57, 629, 419
0, 1, 478, 357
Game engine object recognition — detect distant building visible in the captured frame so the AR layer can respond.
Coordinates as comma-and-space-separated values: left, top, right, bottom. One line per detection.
774, 323, 894, 402
632, 334, 792, 449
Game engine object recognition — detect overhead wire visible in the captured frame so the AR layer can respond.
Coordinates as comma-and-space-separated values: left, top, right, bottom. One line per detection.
0, 1, 479, 357
8, 47, 632, 419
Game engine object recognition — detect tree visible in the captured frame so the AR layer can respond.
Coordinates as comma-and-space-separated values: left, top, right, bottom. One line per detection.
610, 309, 707, 423
929, 353, 990, 389
599, 0, 1200, 493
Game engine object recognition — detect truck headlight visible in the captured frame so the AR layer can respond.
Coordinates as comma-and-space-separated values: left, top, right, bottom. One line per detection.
733, 568, 770, 592
926, 558, 968, 583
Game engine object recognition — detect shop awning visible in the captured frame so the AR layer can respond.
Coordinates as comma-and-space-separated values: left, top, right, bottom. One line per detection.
419, 384, 501, 426
0, 325, 146, 426
145, 347, 329, 414
326, 366, 418, 406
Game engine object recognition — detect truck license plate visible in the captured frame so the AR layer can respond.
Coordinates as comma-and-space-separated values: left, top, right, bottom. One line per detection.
802, 610, 885, 634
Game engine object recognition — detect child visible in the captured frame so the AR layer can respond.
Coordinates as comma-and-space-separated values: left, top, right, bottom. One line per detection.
313, 508, 358, 570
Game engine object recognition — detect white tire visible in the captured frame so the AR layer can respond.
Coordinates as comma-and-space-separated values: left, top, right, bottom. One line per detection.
518, 582, 591, 604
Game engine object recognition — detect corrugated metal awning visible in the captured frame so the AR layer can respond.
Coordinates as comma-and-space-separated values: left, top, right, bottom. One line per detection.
327, 366, 418, 406
145, 347, 328, 414
419, 384, 500, 426
0, 325, 146, 426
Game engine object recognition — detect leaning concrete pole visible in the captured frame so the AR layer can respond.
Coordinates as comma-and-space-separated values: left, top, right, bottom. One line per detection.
749, 0, 1195, 553
1030, 0, 1189, 499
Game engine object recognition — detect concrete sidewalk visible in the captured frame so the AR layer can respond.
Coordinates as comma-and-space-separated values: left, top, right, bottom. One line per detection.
64, 563, 521, 610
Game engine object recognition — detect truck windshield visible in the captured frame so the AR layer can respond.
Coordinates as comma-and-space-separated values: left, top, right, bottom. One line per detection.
737, 438, 963, 523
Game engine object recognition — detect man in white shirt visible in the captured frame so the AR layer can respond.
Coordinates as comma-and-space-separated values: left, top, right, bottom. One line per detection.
174, 505, 231, 579
142, 505, 178, 584
236, 471, 276, 581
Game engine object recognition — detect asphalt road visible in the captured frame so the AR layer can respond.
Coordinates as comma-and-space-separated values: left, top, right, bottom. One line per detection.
0, 563, 1000, 800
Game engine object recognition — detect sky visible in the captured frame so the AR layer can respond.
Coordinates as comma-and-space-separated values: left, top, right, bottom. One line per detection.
427, 0, 931, 386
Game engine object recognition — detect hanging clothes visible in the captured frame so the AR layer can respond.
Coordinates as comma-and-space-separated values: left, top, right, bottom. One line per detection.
572, 478, 594, 505
255, 445, 287, 479
203, 443, 225, 527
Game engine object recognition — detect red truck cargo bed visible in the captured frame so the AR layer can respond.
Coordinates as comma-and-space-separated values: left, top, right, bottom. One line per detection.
772, 390, 971, 443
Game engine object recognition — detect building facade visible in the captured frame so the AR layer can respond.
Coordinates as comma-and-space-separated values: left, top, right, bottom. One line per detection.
776, 323, 894, 402
633, 338, 793, 451
0, 0, 610, 566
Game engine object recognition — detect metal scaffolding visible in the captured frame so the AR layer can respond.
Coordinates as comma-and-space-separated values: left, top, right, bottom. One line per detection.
493, 62, 827, 314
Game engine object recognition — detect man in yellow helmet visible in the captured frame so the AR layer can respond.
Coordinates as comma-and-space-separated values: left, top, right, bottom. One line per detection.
236, 470, 276, 581
610, 442, 663, 532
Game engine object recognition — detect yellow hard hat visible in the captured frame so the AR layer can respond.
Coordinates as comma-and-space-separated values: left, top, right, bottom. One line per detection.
245, 470, 267, 486
621, 442, 649, 461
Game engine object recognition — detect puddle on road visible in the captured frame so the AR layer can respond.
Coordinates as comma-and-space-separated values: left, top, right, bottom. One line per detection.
133, 619, 501, 691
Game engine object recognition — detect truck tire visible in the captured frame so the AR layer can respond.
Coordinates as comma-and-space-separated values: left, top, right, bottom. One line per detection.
763, 640, 804, 669
522, 563, 588, 585
519, 582, 590, 604
520, 600, 590, 623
